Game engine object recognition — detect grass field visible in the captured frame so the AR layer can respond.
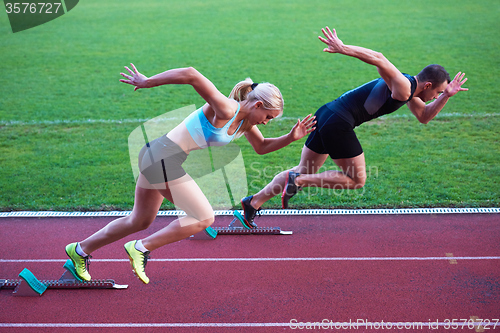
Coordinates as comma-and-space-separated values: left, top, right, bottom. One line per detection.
0, 0, 498, 211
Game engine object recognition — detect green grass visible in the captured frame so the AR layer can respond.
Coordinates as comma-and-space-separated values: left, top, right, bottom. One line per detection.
0, 0, 498, 211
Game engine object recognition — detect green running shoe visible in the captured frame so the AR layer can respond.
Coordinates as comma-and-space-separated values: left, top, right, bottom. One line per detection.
65, 242, 91, 281
124, 240, 150, 284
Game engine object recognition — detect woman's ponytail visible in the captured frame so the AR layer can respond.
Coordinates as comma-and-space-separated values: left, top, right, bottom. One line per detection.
229, 78, 254, 102
228, 78, 284, 138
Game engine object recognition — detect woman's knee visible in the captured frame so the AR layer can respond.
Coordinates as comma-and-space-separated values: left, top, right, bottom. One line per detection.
127, 214, 156, 231
185, 205, 215, 229
198, 215, 215, 229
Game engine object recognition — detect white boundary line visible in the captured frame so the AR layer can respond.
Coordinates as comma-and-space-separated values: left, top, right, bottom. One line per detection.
1, 112, 499, 126
0, 207, 498, 218
0, 322, 497, 328
1, 256, 499, 263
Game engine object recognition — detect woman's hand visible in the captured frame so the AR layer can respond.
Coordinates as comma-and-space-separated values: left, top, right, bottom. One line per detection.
290, 114, 316, 141
120, 63, 149, 91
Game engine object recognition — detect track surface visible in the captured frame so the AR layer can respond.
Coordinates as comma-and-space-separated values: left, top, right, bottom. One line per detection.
0, 213, 499, 332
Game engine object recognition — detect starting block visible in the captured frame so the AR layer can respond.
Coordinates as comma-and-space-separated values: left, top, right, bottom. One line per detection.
0, 259, 128, 297
191, 210, 293, 240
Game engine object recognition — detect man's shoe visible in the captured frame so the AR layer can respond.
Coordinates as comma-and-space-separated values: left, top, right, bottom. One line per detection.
282, 172, 301, 209
124, 240, 150, 284
65, 242, 91, 281
240, 196, 259, 228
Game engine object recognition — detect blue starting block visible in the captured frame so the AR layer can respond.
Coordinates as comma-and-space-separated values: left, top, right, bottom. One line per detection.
0, 259, 128, 297
16, 268, 47, 296
191, 210, 292, 240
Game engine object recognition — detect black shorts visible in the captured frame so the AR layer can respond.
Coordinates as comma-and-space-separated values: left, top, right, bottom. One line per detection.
138, 135, 188, 184
305, 104, 363, 159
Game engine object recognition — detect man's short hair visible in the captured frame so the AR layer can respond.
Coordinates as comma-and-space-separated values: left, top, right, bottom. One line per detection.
416, 64, 451, 86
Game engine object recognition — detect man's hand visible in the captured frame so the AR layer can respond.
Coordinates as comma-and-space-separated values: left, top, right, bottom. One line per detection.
444, 72, 468, 98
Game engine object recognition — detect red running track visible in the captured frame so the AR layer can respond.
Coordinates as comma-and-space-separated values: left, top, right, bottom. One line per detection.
0, 213, 499, 332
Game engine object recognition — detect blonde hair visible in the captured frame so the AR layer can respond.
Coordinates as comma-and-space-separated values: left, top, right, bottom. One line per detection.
229, 78, 284, 137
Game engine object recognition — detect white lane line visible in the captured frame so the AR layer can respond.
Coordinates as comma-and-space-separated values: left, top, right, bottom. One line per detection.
1, 256, 499, 263
0, 321, 497, 328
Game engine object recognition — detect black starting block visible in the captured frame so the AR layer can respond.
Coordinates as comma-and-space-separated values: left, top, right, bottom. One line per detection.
191, 210, 293, 240
0, 259, 128, 297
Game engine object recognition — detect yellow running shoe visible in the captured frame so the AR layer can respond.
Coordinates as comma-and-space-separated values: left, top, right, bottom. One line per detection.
124, 240, 150, 284
65, 242, 91, 281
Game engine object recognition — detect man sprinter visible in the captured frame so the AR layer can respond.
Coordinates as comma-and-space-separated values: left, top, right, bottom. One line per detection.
241, 26, 468, 226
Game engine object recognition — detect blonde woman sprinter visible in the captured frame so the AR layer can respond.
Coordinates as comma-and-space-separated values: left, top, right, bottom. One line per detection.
65, 64, 316, 284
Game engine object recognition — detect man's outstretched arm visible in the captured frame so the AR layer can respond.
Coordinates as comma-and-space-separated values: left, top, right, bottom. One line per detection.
319, 26, 412, 101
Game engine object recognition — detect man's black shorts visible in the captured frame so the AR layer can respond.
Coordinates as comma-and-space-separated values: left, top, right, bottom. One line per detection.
305, 104, 363, 159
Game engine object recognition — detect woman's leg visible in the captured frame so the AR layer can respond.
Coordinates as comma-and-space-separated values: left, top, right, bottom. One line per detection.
79, 174, 165, 254
79, 171, 215, 254
140, 173, 215, 251
80, 171, 213, 284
